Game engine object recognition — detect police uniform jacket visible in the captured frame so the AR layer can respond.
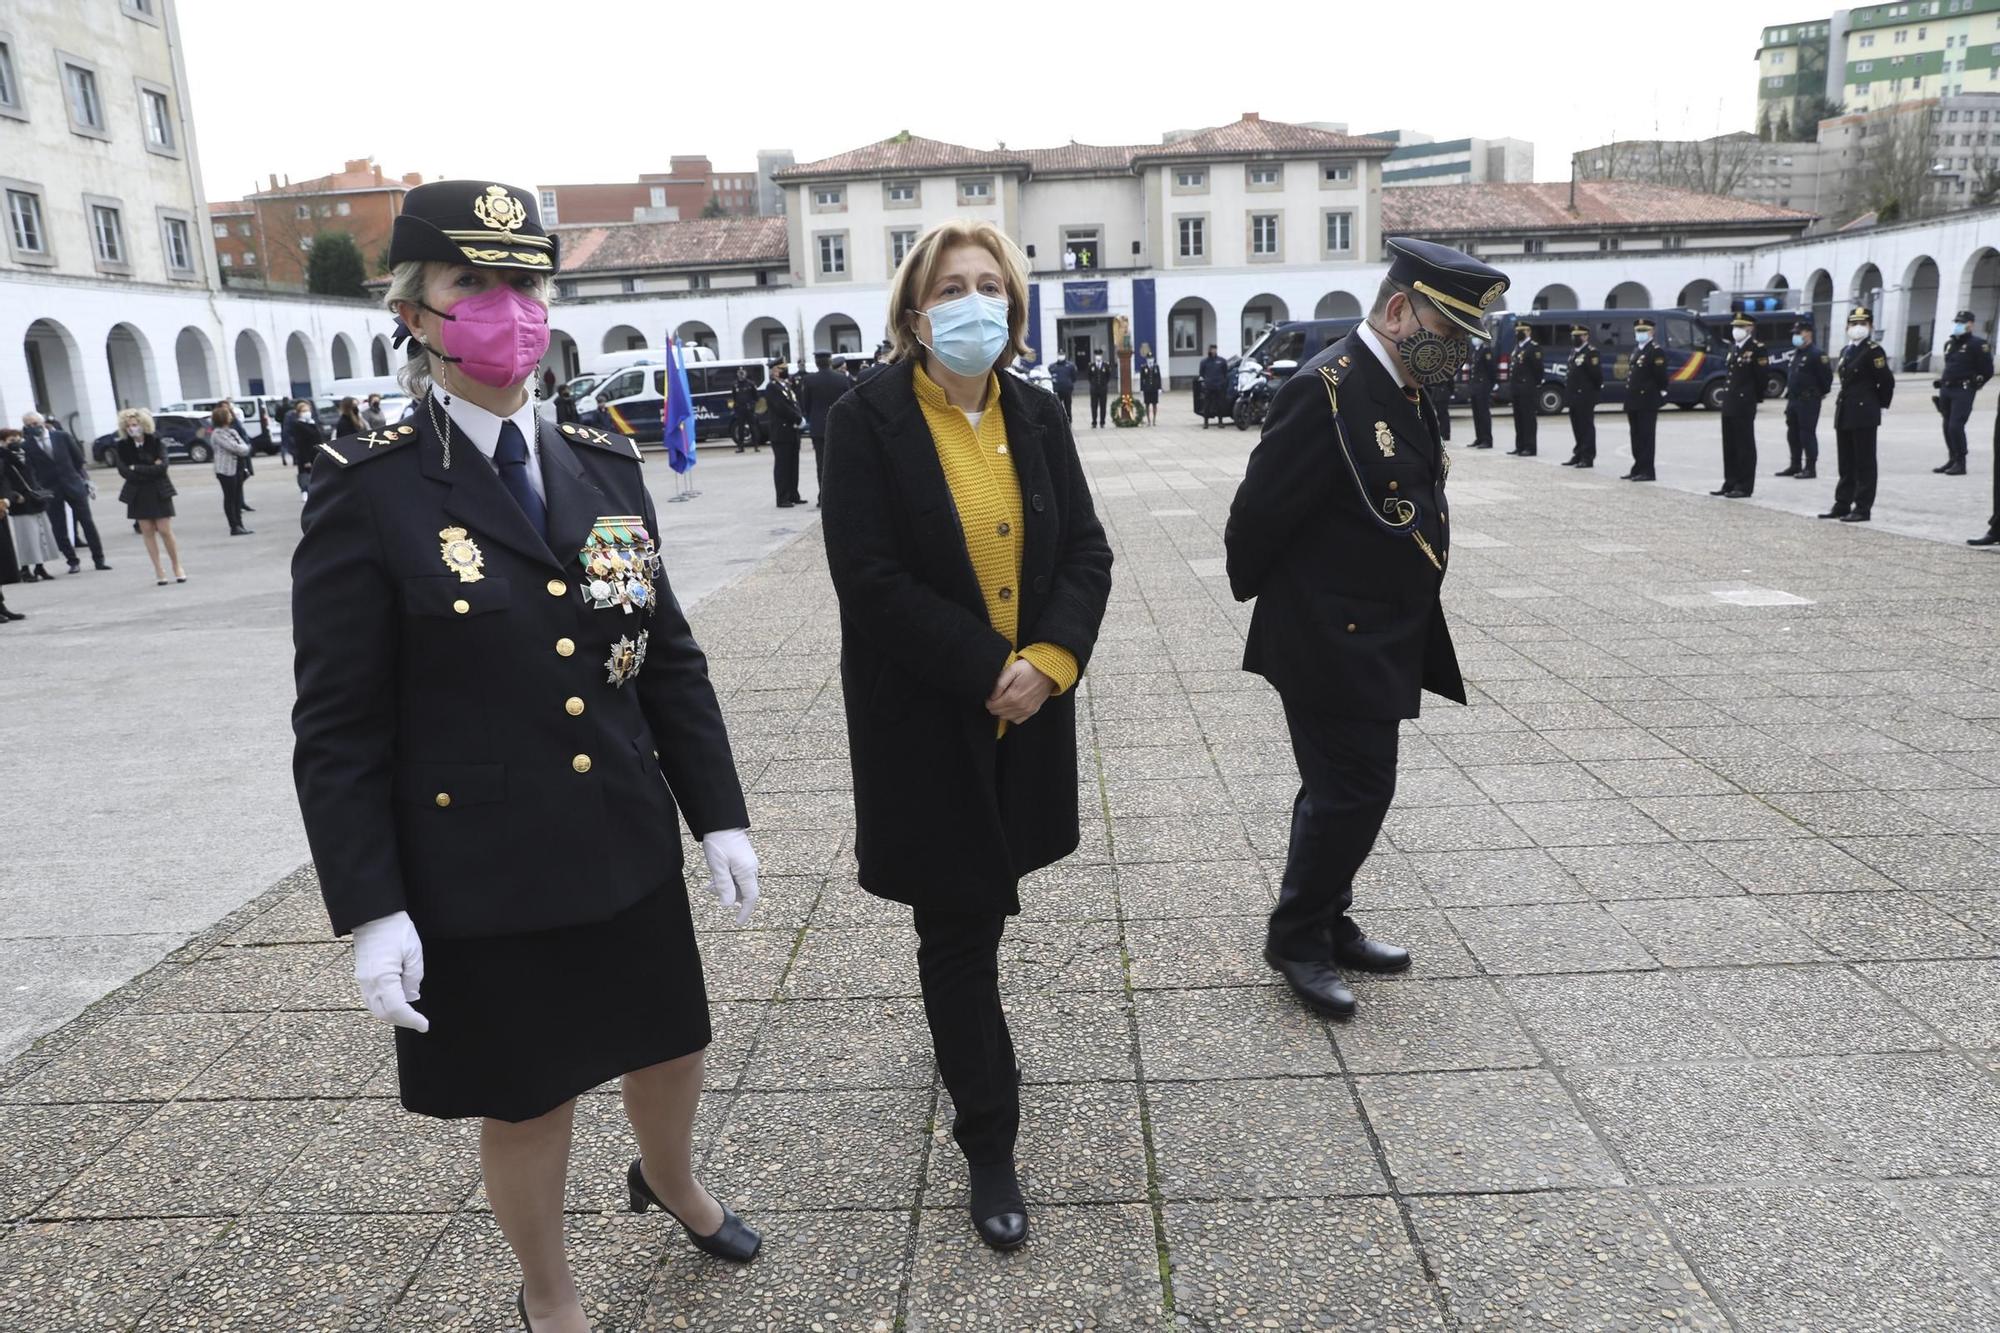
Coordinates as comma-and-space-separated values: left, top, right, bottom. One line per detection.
1509, 339, 1542, 407
291, 407, 748, 940
1049, 360, 1076, 394
1470, 345, 1496, 393
798, 369, 850, 443
761, 379, 803, 444
1565, 342, 1602, 406
1722, 338, 1767, 418
1937, 332, 1993, 390
1786, 344, 1834, 401
1197, 355, 1231, 395
1834, 339, 1897, 429
1625, 341, 1669, 413
1225, 331, 1463, 721
1086, 361, 1114, 394
820, 360, 1113, 914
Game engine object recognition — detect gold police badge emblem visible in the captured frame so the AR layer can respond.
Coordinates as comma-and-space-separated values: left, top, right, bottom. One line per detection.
1374, 421, 1397, 457
438, 526, 485, 582
605, 631, 650, 687
472, 184, 527, 233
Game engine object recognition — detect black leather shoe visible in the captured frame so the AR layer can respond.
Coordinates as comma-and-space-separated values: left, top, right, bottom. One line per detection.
1817, 510, 1847, 519
1723, 490, 1750, 499
1576, 461, 1593, 468
1774, 467, 1798, 477
1797, 469, 1816, 479
1840, 512, 1871, 523
1333, 934, 1413, 973
1560, 458, 1578, 467
1968, 533, 2000, 546
94, 562, 112, 571
240, 503, 255, 512
230, 527, 254, 535
1264, 948, 1356, 1017
1709, 487, 1731, 496
968, 1160, 1029, 1251
1629, 473, 1655, 482
1944, 463, 1967, 475
1933, 463, 1954, 473
626, 1159, 761, 1261
66, 562, 80, 574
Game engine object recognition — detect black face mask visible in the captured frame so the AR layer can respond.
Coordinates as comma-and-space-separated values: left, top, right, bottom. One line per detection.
1573, 335, 1587, 346
1375, 293, 1467, 386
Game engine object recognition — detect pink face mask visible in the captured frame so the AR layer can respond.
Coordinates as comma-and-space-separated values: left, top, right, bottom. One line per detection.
427, 283, 550, 388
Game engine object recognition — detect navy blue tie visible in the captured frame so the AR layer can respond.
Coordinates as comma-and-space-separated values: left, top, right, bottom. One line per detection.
493, 420, 547, 543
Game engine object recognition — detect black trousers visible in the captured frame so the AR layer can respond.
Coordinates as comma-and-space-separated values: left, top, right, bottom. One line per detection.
1785, 398, 1822, 471
45, 490, 103, 566
1567, 401, 1597, 463
1089, 387, 1109, 426
1056, 391, 1073, 422
913, 909, 1017, 1164
1942, 386, 1976, 462
1626, 407, 1658, 475
1470, 390, 1493, 446
1268, 698, 1400, 961
1721, 414, 1756, 494
217, 472, 245, 530
1833, 426, 1879, 516
1510, 400, 1538, 454
772, 439, 801, 503
813, 441, 824, 494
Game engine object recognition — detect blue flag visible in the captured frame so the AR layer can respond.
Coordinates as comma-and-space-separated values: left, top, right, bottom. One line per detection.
663, 336, 697, 474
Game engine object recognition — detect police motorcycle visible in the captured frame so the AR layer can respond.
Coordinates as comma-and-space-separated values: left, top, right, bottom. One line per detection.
1232, 360, 1295, 430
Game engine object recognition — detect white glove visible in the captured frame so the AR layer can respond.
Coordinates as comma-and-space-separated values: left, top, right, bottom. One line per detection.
702, 829, 760, 925
351, 910, 430, 1032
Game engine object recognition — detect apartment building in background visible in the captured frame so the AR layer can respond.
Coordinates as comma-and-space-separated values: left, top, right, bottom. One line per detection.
208, 157, 422, 289
537, 155, 773, 227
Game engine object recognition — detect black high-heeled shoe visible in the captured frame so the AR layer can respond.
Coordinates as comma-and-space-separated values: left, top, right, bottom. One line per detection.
517, 1286, 531, 1331
625, 1159, 761, 1261
968, 1160, 1029, 1251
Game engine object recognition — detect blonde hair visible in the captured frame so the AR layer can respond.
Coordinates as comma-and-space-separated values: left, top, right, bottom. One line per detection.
884, 220, 1031, 365
384, 261, 553, 399
117, 407, 155, 434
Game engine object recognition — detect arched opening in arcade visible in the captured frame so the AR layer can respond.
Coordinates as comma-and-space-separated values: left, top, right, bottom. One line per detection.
106, 323, 158, 411
1962, 248, 2000, 339
1807, 270, 1835, 341
742, 317, 789, 362
813, 313, 863, 357
234, 329, 271, 396
1532, 283, 1577, 312
602, 325, 647, 354
1850, 262, 1884, 312
542, 329, 581, 386
1165, 296, 1217, 385
284, 332, 315, 398
1899, 255, 1940, 371
24, 318, 87, 439
174, 327, 218, 400
1676, 279, 1720, 310
675, 321, 718, 355
1605, 281, 1650, 309
370, 334, 392, 377
330, 333, 356, 381
1314, 291, 1362, 320
1240, 294, 1289, 354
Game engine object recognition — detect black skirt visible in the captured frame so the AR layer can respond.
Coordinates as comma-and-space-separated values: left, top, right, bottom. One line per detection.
394, 883, 711, 1122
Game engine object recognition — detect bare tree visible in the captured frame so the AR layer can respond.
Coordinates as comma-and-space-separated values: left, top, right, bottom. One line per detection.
1856, 103, 1940, 224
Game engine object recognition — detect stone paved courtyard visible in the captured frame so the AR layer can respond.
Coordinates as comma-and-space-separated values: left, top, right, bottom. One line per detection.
3, 398, 2000, 1331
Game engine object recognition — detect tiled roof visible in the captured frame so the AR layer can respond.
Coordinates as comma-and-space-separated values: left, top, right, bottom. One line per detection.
555, 216, 788, 273
208, 200, 253, 215
250, 167, 414, 198
1019, 143, 1146, 176
1136, 115, 1395, 162
1382, 181, 1817, 234
775, 134, 1027, 181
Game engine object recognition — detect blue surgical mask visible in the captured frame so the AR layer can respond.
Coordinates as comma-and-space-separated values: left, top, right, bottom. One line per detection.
1952, 321, 1969, 335
1792, 334, 1805, 348
1635, 331, 1652, 346
919, 292, 1010, 377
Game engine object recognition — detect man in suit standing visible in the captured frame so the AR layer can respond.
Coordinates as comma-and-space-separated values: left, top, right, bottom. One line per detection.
1622, 317, 1668, 481
1715, 313, 1766, 498
19, 412, 108, 572
1198, 345, 1231, 428
1777, 320, 1831, 480
1560, 326, 1602, 468
1225, 237, 1508, 1019
1820, 305, 1896, 524
1507, 324, 1541, 455
1932, 308, 1991, 475
1086, 351, 1113, 428
798, 351, 850, 506
762, 363, 805, 508
1466, 335, 1496, 448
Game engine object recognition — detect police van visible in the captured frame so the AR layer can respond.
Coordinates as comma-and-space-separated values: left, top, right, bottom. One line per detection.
1483, 308, 1794, 414
579, 357, 771, 445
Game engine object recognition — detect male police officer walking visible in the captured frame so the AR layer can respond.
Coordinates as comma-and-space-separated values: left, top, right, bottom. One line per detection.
1778, 320, 1832, 479
1820, 305, 1896, 524
1933, 308, 1991, 475
1715, 313, 1766, 498
1561, 325, 1601, 468
1622, 318, 1668, 481
1225, 237, 1507, 1018
1467, 335, 1496, 448
1508, 324, 1541, 456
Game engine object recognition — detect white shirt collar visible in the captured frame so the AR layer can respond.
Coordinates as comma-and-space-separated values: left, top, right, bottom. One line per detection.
440, 392, 544, 501
1355, 322, 1411, 392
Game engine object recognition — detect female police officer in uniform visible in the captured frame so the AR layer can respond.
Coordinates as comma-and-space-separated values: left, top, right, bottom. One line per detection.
292, 181, 763, 1333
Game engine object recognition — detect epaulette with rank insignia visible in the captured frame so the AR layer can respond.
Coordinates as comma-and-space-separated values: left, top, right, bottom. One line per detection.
316, 422, 418, 467
559, 421, 642, 461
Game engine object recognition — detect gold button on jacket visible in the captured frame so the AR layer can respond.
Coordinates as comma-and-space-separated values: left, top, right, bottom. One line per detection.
546, 579, 567, 597
434, 792, 451, 808
556, 637, 575, 656
452, 599, 470, 615
565, 697, 585, 716
572, 754, 592, 773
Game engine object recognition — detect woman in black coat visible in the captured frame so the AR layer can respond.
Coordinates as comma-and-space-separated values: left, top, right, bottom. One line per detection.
0, 430, 28, 621
1138, 346, 1163, 426
114, 409, 185, 584
285, 401, 323, 495
820, 219, 1112, 1252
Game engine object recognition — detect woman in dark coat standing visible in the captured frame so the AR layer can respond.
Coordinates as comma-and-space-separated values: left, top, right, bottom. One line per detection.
286, 401, 323, 496
114, 408, 185, 584
0, 431, 27, 621
820, 219, 1112, 1251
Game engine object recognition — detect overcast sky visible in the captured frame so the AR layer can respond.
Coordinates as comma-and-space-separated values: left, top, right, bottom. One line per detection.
178, 0, 1777, 201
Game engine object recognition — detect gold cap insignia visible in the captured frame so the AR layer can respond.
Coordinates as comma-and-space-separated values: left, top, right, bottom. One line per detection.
1374, 421, 1396, 457
1479, 282, 1504, 310
471, 184, 527, 234
439, 526, 485, 583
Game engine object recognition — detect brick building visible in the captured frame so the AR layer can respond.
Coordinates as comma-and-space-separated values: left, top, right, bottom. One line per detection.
537, 156, 764, 226
209, 157, 422, 290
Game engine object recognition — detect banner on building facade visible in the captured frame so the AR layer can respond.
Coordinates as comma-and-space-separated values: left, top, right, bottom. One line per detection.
1064, 281, 1109, 315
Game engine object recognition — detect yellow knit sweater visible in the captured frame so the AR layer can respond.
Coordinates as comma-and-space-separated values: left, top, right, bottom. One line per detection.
913, 365, 1079, 737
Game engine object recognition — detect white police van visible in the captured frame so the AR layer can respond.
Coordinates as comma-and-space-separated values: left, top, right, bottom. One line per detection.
580, 356, 771, 445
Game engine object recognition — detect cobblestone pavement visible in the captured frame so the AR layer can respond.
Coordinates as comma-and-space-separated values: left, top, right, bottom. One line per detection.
4, 399, 1999, 1331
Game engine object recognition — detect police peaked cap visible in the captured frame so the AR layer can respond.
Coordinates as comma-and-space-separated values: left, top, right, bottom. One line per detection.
389, 180, 558, 273
1633, 318, 1656, 331
1955, 308, 1976, 322
1791, 320, 1813, 332
1730, 313, 1756, 328
1847, 305, 1874, 324
1570, 324, 1590, 335
1383, 237, 1509, 338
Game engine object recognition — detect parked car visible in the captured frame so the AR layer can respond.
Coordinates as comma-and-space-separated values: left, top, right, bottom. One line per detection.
157, 396, 285, 453
91, 412, 212, 464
